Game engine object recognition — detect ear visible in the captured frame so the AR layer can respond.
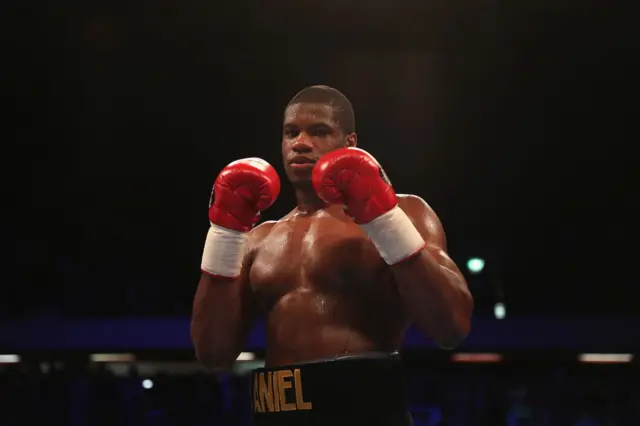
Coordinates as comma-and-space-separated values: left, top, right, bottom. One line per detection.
345, 133, 358, 148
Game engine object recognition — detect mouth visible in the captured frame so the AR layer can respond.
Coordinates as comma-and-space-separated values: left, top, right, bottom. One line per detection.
289, 156, 317, 169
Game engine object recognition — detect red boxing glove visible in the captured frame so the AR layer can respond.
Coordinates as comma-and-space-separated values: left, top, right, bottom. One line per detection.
312, 147, 397, 224
313, 148, 425, 265
209, 158, 280, 232
202, 158, 279, 278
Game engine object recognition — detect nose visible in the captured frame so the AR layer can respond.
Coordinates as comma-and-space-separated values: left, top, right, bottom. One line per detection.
291, 137, 313, 154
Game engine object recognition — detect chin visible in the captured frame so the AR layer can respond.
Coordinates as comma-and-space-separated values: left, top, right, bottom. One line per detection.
292, 177, 312, 187
288, 174, 312, 188
286, 169, 311, 182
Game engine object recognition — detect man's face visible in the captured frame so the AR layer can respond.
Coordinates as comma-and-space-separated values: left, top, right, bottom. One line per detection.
281, 102, 355, 185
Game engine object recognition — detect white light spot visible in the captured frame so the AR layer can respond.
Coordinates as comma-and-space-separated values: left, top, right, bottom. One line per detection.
466, 257, 485, 274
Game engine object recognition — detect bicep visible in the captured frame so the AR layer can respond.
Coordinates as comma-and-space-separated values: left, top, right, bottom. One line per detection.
424, 244, 464, 278
399, 195, 463, 276
234, 221, 277, 322
195, 257, 254, 314
192, 224, 270, 337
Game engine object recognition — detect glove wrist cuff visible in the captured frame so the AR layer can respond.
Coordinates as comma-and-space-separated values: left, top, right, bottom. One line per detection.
201, 224, 248, 278
360, 206, 425, 265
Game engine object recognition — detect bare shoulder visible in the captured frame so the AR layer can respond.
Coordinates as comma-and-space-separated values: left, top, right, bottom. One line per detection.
396, 194, 447, 249
247, 220, 277, 246
242, 220, 277, 268
397, 194, 439, 222
247, 207, 299, 244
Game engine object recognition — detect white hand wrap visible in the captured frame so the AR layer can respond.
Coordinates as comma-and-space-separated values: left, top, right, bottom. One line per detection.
360, 206, 426, 265
201, 224, 248, 279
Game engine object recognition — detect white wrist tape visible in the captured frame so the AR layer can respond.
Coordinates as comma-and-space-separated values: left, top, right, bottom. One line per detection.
360, 206, 426, 265
201, 224, 248, 278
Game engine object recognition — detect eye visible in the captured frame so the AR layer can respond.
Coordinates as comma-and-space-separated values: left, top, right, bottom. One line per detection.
309, 126, 331, 137
311, 129, 329, 137
284, 128, 299, 138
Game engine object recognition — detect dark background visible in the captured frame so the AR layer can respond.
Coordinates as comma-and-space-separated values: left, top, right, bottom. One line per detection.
4, 1, 633, 318
2, 3, 637, 426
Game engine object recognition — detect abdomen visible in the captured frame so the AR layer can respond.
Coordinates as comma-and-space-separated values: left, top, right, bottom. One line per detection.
264, 286, 405, 367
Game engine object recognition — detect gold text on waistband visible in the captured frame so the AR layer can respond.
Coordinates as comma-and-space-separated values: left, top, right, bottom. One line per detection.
253, 368, 313, 413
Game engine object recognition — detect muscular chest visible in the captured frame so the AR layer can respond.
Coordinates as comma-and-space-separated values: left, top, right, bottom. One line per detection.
249, 213, 389, 302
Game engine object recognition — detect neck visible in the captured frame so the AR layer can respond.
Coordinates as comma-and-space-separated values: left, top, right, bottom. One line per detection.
294, 184, 326, 215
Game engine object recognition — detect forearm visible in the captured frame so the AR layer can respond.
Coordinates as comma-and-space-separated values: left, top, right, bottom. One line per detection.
191, 273, 249, 369
392, 250, 473, 349
192, 157, 277, 368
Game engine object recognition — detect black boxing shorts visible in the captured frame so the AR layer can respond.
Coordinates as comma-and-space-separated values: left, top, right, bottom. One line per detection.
249, 352, 413, 426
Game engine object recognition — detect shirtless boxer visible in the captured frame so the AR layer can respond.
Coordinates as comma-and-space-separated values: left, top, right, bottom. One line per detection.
191, 86, 473, 426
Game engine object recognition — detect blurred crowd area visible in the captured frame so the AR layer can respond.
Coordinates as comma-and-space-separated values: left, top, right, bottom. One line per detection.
1, 361, 639, 426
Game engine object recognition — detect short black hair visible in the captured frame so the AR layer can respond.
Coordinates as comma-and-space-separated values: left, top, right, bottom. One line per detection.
286, 85, 355, 134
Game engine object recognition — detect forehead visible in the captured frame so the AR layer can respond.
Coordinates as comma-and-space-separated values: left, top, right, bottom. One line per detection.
283, 103, 336, 126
